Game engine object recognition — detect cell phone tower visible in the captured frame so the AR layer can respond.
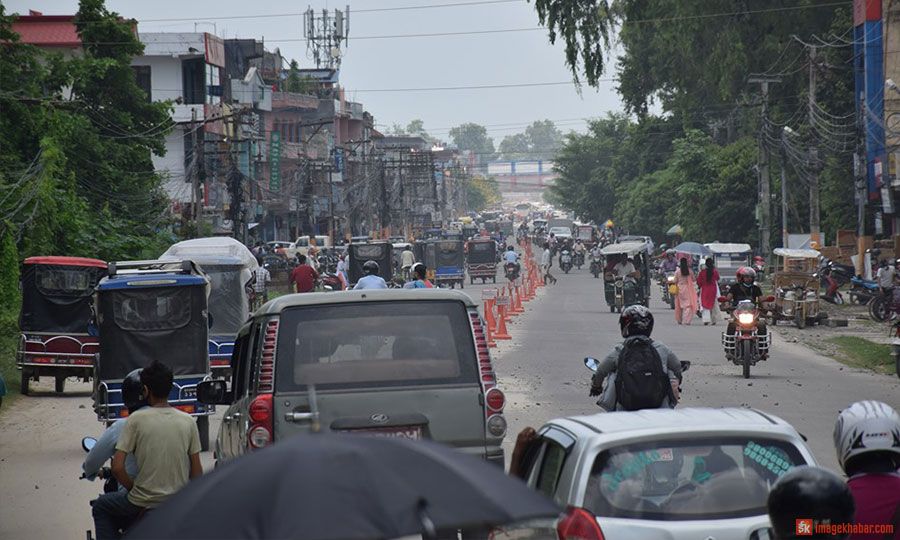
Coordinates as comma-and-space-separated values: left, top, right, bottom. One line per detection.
303, 5, 350, 69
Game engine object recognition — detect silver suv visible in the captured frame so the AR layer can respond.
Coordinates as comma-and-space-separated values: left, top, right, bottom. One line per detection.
198, 289, 507, 466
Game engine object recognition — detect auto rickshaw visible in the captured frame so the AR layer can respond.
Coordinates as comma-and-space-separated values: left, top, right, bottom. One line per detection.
771, 248, 826, 329
705, 242, 752, 288
17, 256, 107, 395
161, 237, 258, 381
348, 242, 394, 286
432, 239, 466, 289
93, 260, 214, 450
600, 242, 651, 313
466, 238, 497, 284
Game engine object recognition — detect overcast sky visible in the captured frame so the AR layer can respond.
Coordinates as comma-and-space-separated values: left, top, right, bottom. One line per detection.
7, 0, 624, 143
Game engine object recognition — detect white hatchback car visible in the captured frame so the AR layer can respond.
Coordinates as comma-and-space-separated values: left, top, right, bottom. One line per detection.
495, 408, 816, 540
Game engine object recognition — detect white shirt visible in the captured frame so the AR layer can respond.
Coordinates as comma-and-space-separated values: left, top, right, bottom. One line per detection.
613, 261, 637, 280
400, 250, 416, 268
541, 249, 551, 267
252, 266, 271, 293
353, 275, 388, 290
503, 251, 519, 264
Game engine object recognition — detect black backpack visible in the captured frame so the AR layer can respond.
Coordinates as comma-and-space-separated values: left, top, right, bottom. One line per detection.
615, 336, 671, 411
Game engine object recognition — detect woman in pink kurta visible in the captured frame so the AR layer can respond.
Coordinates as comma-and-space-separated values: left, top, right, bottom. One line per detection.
698, 257, 720, 325
674, 257, 698, 325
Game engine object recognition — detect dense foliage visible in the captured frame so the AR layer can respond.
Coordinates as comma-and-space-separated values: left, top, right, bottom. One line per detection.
536, 1, 857, 248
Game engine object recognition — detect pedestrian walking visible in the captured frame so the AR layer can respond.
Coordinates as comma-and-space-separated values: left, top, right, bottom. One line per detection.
335, 252, 348, 290
252, 261, 271, 308
674, 257, 698, 325
290, 254, 319, 293
540, 242, 556, 285
698, 257, 720, 326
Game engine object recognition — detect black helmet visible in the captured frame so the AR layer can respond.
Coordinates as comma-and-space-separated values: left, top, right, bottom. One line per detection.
122, 368, 147, 414
767, 466, 854, 540
619, 305, 654, 337
363, 260, 379, 275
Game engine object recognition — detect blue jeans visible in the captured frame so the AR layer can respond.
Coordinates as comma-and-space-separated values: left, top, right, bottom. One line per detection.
91, 491, 143, 540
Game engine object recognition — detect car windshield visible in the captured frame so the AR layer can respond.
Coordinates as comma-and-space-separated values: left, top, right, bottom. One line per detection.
584, 437, 807, 521
275, 300, 478, 391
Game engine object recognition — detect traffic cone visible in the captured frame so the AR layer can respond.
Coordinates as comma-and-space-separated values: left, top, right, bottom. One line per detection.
494, 303, 511, 340
506, 284, 520, 316
512, 284, 525, 313
484, 299, 497, 347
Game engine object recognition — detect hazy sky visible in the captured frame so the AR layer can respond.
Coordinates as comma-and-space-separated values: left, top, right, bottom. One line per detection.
7, 0, 624, 143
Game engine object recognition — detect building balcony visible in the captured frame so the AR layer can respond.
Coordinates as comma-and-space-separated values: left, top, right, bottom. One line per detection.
272, 91, 319, 110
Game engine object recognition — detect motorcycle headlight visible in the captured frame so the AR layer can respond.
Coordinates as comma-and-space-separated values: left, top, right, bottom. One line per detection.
666, 275, 675, 283
737, 313, 756, 325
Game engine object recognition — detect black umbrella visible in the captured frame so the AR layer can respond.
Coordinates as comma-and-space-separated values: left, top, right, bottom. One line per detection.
127, 433, 560, 540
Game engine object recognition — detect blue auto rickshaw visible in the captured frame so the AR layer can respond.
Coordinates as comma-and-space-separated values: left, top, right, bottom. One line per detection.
93, 260, 214, 450
431, 239, 466, 289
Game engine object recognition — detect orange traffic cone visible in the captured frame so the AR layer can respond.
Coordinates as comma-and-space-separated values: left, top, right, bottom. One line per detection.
511, 285, 524, 313
484, 299, 497, 348
494, 303, 511, 340
506, 285, 520, 316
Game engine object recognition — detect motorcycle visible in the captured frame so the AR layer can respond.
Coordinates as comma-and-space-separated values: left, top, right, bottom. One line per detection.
589, 253, 601, 278
869, 288, 900, 322
660, 272, 676, 310
819, 263, 844, 305
582, 357, 691, 410
504, 261, 521, 281
849, 275, 880, 305
320, 272, 343, 291
573, 251, 585, 270
559, 249, 573, 274
721, 297, 772, 379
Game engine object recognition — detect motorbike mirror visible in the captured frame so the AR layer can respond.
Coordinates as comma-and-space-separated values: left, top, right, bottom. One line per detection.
82, 437, 97, 453
584, 357, 600, 372
680, 360, 691, 372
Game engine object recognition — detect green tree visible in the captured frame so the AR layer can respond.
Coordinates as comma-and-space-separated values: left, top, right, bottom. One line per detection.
283, 59, 316, 94
449, 123, 495, 164
498, 133, 530, 160
525, 119, 563, 159
466, 175, 501, 212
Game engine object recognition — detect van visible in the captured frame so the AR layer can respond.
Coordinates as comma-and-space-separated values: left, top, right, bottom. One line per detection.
199, 290, 507, 466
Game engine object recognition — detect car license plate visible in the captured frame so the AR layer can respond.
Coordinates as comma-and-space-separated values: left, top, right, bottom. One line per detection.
343, 426, 422, 440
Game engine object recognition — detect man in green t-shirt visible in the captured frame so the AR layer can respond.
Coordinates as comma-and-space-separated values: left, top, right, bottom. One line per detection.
91, 361, 203, 539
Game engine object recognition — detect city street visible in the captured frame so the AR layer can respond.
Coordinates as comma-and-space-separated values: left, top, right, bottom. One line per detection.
2, 260, 899, 539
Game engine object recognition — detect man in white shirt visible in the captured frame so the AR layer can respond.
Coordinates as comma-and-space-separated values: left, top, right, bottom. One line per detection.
400, 246, 416, 279
613, 257, 640, 283
540, 243, 556, 284
877, 259, 896, 296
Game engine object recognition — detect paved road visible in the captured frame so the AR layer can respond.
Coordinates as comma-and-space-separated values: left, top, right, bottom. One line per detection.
1, 255, 898, 539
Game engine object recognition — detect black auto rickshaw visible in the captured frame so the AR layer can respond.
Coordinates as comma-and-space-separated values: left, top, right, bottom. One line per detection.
348, 242, 394, 286
17, 256, 107, 394
466, 238, 497, 284
431, 239, 466, 289
600, 241, 651, 312
93, 260, 214, 450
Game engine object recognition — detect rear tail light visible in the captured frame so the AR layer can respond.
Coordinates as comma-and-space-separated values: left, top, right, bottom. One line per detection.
248, 393, 273, 449
258, 319, 279, 393
485, 388, 505, 413
486, 414, 507, 437
557, 506, 604, 540
470, 310, 506, 439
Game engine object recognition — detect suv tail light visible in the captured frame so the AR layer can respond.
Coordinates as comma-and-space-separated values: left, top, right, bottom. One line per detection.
470, 311, 506, 439
258, 319, 279, 393
557, 507, 604, 540
248, 393, 273, 449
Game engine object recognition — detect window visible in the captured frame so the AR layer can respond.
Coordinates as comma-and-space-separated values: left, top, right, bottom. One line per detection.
275, 301, 478, 391
35, 266, 98, 297
205, 64, 221, 104
536, 441, 568, 499
132, 65, 151, 102
182, 58, 205, 104
112, 288, 192, 331
583, 437, 807, 521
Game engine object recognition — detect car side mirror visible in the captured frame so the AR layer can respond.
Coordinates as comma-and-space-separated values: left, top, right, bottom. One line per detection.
584, 357, 600, 372
82, 437, 97, 453
197, 380, 232, 405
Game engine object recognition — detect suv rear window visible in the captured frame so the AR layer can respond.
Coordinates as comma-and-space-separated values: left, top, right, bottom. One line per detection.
584, 437, 807, 521
275, 300, 478, 391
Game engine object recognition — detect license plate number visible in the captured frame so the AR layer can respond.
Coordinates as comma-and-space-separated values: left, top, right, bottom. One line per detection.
343, 427, 422, 440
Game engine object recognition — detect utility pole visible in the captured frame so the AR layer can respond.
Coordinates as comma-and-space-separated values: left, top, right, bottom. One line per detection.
808, 45, 821, 246
781, 140, 790, 249
749, 76, 781, 257
190, 108, 203, 236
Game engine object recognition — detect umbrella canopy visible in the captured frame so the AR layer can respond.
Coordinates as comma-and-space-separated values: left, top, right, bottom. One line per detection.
127, 434, 560, 540
666, 224, 684, 236
673, 241, 712, 257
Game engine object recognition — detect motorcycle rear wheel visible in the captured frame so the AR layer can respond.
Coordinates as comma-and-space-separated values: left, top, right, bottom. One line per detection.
869, 296, 889, 322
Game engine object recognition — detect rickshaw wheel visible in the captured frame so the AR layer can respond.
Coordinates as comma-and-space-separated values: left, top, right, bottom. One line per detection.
20, 368, 30, 395
197, 415, 210, 452
55, 375, 66, 394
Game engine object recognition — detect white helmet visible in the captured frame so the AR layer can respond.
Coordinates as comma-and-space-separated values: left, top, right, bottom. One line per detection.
833, 400, 900, 471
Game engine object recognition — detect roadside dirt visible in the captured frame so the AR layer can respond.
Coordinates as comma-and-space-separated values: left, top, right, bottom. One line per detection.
772, 300, 893, 360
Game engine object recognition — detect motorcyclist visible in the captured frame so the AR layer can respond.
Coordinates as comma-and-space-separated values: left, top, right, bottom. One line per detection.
767, 466, 855, 540
724, 266, 768, 359
82, 369, 147, 490
660, 249, 678, 273
833, 401, 900, 537
503, 245, 521, 279
589, 305, 683, 412
353, 260, 388, 290
573, 239, 586, 265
